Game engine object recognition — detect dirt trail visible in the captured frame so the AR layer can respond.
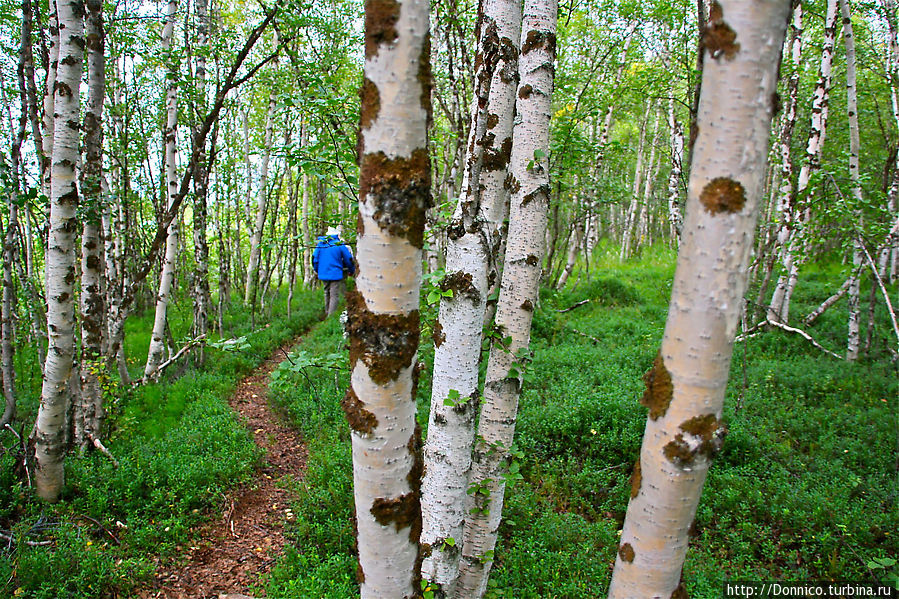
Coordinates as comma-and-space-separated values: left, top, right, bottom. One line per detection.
144, 339, 307, 599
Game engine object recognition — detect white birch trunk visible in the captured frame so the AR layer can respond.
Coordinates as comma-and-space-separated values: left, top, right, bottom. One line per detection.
421, 0, 521, 589
453, 0, 557, 595
40, 8, 59, 201
667, 95, 685, 243
245, 91, 277, 305
620, 104, 652, 260
344, 0, 430, 594
144, 0, 180, 378
32, 0, 86, 502
76, 0, 106, 449
607, 0, 789, 595
840, 0, 863, 361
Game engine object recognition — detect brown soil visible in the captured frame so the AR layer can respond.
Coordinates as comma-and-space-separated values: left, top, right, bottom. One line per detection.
141, 340, 308, 599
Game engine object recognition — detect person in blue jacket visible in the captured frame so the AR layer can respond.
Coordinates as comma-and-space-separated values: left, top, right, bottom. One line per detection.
313, 227, 355, 315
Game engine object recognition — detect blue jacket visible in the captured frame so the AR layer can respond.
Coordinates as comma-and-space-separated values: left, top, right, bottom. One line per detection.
313, 235, 355, 281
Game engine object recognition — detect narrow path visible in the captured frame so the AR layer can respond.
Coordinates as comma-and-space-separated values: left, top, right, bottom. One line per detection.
146, 338, 308, 599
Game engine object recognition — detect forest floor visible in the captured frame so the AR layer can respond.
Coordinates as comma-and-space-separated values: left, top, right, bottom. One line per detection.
141, 338, 309, 599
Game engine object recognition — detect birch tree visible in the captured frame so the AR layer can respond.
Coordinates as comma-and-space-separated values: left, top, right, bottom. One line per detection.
342, 0, 431, 593
144, 0, 181, 378
245, 89, 277, 306
32, 0, 86, 502
453, 0, 557, 595
75, 0, 106, 449
420, 0, 521, 589
607, 0, 789, 595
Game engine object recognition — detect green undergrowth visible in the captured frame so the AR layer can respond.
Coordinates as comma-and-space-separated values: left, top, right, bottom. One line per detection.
0, 288, 323, 599
267, 248, 897, 598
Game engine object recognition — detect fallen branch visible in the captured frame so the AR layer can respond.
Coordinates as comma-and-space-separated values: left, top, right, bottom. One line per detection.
738, 319, 843, 359
0, 530, 53, 547
556, 299, 591, 313
567, 327, 601, 344
803, 277, 852, 325
135, 335, 207, 386
76, 513, 121, 545
87, 434, 120, 469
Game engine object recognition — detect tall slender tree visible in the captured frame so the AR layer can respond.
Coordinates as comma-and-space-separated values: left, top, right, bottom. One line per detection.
607, 0, 789, 595
454, 0, 557, 595
342, 0, 431, 594
32, 0, 86, 502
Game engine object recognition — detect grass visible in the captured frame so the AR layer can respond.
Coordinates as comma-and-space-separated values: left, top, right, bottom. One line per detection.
266, 246, 898, 598
0, 286, 324, 598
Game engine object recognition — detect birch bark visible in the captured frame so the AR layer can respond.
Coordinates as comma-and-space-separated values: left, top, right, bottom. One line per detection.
420, 0, 521, 590
840, 0, 863, 361
192, 0, 211, 362
245, 91, 277, 305
144, 0, 181, 378
343, 0, 431, 594
32, 0, 86, 502
607, 0, 789, 595
453, 0, 557, 595
76, 0, 106, 448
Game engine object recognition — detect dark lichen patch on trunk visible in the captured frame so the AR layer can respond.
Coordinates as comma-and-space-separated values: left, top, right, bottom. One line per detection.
525, 254, 539, 266
702, 1, 740, 60
359, 78, 380, 130
364, 0, 400, 59
505, 173, 521, 194
518, 84, 533, 99
664, 413, 728, 468
700, 177, 746, 215
371, 492, 419, 533
640, 351, 673, 420
440, 271, 480, 302
629, 459, 642, 499
356, 562, 365, 584
342, 387, 378, 435
618, 542, 635, 563
520, 299, 533, 312
521, 30, 556, 56
486, 113, 499, 129
345, 290, 420, 385
522, 184, 550, 207
360, 149, 431, 249
483, 137, 513, 172
432, 319, 445, 348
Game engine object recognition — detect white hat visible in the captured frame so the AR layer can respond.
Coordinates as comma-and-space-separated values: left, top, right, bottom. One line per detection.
326, 226, 339, 236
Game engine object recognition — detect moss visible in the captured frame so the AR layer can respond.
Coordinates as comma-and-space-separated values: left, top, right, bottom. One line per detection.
440, 271, 480, 302
699, 177, 746, 215
663, 413, 728, 468
640, 351, 673, 420
364, 0, 400, 59
341, 387, 378, 435
432, 320, 445, 348
521, 30, 556, 56
359, 78, 380, 130
629, 459, 642, 499
702, 1, 740, 60
345, 290, 420, 385
360, 149, 431, 249
618, 542, 635, 563
370, 493, 418, 532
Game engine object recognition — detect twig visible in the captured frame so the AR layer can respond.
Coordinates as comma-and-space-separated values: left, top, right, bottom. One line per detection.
4, 424, 31, 487
0, 530, 53, 547
76, 514, 120, 545
556, 299, 591, 313
87, 434, 120, 469
567, 327, 601, 344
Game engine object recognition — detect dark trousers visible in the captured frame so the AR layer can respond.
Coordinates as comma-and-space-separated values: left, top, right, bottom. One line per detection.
323, 279, 346, 315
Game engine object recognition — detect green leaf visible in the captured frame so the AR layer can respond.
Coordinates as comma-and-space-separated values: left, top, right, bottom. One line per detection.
444, 537, 455, 547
